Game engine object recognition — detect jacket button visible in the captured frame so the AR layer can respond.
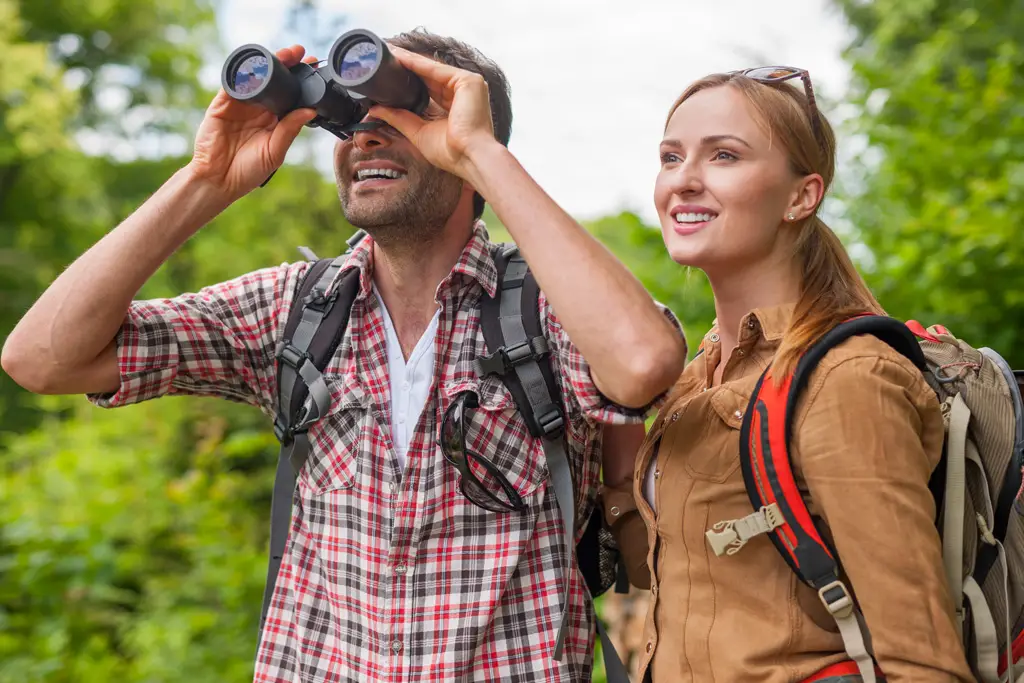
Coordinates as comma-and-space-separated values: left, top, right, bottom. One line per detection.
709, 333, 720, 343
610, 506, 621, 517
734, 410, 743, 419
646, 641, 653, 653
671, 412, 680, 422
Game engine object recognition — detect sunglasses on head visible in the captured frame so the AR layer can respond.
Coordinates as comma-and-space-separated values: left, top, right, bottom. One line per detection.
730, 66, 825, 150
438, 391, 527, 513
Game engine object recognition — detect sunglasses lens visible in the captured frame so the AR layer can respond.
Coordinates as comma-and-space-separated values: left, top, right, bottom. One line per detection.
461, 455, 522, 512
744, 66, 800, 81
440, 401, 465, 465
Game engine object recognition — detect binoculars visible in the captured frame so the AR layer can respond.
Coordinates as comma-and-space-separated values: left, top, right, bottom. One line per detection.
220, 29, 429, 140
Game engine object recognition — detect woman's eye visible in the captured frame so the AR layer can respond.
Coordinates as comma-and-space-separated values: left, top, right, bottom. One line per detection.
660, 152, 681, 164
713, 149, 738, 161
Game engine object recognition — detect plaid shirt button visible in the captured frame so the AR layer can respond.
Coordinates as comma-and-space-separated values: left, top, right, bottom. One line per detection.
394, 563, 408, 575
390, 640, 403, 653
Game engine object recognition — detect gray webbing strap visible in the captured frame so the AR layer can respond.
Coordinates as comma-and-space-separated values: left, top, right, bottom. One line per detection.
496, 259, 572, 659
498, 258, 560, 424
276, 260, 344, 432
259, 433, 310, 634
492, 252, 628, 677
542, 438, 575, 661
596, 616, 630, 683
260, 258, 342, 637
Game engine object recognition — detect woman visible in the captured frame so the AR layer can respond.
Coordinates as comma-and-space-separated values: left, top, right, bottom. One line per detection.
602, 68, 975, 682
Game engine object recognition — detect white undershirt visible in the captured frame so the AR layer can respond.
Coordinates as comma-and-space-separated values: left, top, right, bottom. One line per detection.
374, 286, 440, 473
643, 455, 658, 510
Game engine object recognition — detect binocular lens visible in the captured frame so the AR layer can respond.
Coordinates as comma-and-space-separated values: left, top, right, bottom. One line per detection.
328, 30, 429, 115
233, 53, 271, 95
338, 39, 379, 82
222, 45, 304, 118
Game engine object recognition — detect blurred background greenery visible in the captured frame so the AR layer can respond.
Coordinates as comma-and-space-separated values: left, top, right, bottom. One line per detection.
1, 0, 1022, 680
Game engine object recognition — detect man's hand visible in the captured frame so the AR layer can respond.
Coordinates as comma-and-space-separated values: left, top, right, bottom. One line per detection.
366, 45, 498, 180
189, 45, 318, 201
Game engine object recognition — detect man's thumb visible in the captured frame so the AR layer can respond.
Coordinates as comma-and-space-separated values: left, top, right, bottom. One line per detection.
269, 108, 317, 162
368, 106, 423, 141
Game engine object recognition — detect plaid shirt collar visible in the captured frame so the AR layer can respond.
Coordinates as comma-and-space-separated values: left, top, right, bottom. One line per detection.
330, 219, 500, 303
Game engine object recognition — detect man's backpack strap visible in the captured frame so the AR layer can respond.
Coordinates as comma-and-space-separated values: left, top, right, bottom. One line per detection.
476, 244, 628, 682
258, 253, 360, 640
717, 315, 925, 683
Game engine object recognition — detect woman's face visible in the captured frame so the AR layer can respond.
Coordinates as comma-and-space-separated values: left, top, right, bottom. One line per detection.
654, 85, 809, 275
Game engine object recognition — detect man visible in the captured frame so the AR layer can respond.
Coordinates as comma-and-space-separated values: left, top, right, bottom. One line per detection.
2, 28, 685, 681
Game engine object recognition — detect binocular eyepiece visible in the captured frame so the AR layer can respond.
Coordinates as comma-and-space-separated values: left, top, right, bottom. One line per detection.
221, 29, 429, 141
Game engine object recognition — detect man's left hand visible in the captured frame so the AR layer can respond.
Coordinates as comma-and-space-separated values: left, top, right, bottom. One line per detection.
367, 45, 498, 179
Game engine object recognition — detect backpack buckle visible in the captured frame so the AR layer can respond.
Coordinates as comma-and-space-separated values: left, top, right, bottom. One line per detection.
537, 406, 565, 438
276, 341, 312, 370
273, 416, 293, 445
818, 579, 854, 619
475, 337, 550, 378
302, 286, 338, 312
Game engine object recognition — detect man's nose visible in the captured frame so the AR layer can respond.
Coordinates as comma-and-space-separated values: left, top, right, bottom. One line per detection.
352, 119, 393, 153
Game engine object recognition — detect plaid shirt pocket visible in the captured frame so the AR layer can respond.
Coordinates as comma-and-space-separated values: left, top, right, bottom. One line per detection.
301, 372, 371, 495
440, 376, 550, 504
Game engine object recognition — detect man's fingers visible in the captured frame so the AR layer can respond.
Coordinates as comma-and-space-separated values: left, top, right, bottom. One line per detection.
275, 44, 306, 68
386, 45, 459, 111
302, 54, 319, 65
368, 106, 425, 143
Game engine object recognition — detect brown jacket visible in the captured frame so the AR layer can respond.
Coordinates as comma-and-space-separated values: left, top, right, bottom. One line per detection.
607, 304, 975, 683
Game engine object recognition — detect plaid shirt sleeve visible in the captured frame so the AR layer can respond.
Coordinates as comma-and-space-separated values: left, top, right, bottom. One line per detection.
86, 262, 310, 415
539, 293, 686, 425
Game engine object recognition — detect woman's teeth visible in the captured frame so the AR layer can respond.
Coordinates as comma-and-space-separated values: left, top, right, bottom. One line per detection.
674, 212, 715, 224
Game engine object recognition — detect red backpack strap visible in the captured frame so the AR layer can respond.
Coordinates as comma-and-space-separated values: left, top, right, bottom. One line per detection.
735, 314, 926, 682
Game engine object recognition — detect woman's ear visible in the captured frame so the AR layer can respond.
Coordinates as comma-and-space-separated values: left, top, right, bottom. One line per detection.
783, 173, 825, 223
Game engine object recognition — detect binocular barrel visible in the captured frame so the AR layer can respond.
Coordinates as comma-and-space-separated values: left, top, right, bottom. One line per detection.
220, 29, 429, 141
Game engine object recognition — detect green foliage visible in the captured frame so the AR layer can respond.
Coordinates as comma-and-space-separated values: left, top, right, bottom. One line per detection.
835, 0, 1024, 363
2, 0, 1023, 679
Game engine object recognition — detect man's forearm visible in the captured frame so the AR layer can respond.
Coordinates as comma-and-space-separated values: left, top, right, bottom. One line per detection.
462, 142, 685, 407
2, 163, 231, 388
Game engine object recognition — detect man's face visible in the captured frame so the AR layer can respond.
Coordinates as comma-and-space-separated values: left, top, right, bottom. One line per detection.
333, 103, 464, 247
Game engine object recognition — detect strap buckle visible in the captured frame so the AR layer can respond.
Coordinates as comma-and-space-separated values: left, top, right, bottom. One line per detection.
302, 286, 338, 312
818, 579, 855, 619
276, 341, 312, 370
705, 503, 782, 556
273, 416, 293, 445
537, 406, 565, 438
474, 336, 550, 378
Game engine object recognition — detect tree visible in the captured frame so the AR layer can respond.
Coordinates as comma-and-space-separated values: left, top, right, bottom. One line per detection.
834, 0, 1024, 364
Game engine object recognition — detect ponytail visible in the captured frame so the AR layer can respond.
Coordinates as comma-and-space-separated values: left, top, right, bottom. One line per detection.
772, 218, 885, 379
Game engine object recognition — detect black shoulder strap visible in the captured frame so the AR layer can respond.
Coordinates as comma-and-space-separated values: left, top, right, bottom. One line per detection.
725, 315, 925, 681
475, 244, 628, 683
257, 241, 363, 645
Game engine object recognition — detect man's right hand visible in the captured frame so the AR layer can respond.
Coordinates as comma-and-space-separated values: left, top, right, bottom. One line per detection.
188, 45, 318, 201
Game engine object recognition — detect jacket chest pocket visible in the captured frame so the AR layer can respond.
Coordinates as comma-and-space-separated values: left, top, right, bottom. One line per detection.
677, 386, 750, 483
439, 376, 549, 506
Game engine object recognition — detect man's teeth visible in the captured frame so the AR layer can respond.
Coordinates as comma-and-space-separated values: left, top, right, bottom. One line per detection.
356, 168, 405, 180
674, 212, 716, 224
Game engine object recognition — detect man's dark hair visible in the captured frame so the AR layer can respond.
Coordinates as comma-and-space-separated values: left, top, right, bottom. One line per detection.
388, 27, 512, 221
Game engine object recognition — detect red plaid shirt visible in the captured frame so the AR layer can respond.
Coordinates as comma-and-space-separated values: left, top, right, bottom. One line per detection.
88, 223, 682, 682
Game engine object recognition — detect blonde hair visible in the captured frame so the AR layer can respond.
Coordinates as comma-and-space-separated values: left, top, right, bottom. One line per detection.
667, 73, 884, 377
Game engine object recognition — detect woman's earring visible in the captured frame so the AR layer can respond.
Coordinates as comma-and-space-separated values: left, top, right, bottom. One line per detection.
786, 212, 796, 221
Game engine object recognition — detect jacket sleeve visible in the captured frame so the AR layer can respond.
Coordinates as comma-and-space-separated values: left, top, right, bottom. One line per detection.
792, 352, 975, 683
